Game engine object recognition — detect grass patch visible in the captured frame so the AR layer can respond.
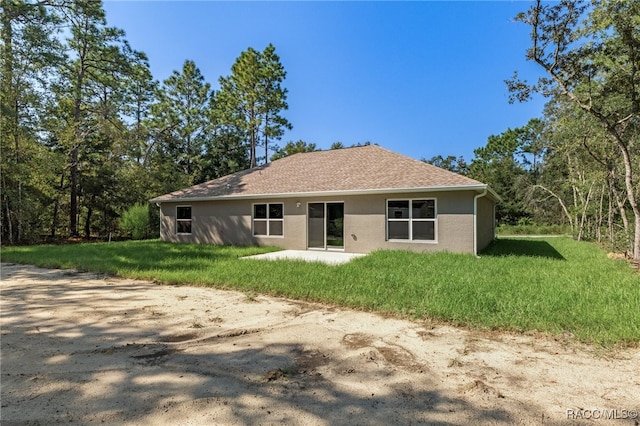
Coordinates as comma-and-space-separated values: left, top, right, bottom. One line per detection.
2, 238, 638, 347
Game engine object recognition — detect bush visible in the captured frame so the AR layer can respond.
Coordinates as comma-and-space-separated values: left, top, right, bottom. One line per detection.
119, 204, 151, 240
148, 203, 160, 238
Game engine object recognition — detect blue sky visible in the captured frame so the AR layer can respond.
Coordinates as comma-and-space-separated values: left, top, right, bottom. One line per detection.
103, 1, 546, 162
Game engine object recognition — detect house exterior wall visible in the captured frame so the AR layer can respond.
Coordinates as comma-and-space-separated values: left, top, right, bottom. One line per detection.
158, 190, 483, 254
476, 195, 495, 253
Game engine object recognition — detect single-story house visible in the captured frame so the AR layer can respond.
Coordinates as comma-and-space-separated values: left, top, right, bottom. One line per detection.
150, 145, 500, 255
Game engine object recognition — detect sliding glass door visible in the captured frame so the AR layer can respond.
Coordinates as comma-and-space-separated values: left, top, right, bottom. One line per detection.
307, 202, 344, 250
326, 203, 344, 249
308, 203, 325, 249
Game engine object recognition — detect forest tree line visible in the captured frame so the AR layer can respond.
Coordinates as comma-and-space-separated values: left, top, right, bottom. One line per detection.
1, 0, 291, 243
1, 1, 639, 260
426, 0, 640, 260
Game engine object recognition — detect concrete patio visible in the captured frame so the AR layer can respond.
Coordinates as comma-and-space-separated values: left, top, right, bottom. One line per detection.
241, 250, 367, 265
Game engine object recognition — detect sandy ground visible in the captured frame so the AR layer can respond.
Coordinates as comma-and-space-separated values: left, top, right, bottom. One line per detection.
1, 263, 638, 426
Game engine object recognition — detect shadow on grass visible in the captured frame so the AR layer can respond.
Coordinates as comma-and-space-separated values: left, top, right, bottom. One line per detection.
1, 241, 278, 275
481, 238, 565, 260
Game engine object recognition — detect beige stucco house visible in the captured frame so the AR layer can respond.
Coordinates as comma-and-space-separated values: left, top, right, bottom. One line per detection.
150, 145, 499, 255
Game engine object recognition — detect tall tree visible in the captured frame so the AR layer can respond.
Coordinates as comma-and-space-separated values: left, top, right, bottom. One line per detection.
508, 0, 640, 260
532, 98, 636, 248
150, 59, 212, 186
202, 94, 250, 181
518, 118, 546, 182
216, 43, 291, 168
53, 0, 133, 236
1, 0, 62, 243
123, 55, 155, 164
468, 128, 530, 224
111, 55, 160, 228
259, 44, 292, 164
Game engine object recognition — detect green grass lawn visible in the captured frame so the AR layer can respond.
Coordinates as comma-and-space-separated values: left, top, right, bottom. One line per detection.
2, 237, 638, 347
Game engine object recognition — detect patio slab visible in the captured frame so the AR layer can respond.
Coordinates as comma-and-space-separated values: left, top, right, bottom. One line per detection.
241, 250, 366, 265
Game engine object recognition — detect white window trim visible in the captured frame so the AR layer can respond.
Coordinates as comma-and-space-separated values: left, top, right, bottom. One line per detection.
252, 202, 284, 238
176, 205, 192, 235
386, 198, 438, 243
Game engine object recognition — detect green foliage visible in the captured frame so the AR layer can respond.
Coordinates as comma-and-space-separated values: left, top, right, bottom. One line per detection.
1, 0, 63, 243
55, 0, 138, 237
118, 204, 151, 240
215, 43, 291, 168
508, 0, 640, 260
423, 155, 469, 175
497, 224, 571, 236
151, 60, 212, 185
328, 141, 374, 150
468, 120, 544, 225
270, 140, 317, 161
0, 1, 294, 244
3, 238, 639, 346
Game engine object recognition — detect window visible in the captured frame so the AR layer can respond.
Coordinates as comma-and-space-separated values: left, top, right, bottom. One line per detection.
387, 199, 436, 241
253, 203, 284, 237
176, 206, 192, 234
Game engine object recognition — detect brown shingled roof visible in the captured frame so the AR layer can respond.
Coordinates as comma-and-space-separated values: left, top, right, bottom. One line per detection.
151, 145, 493, 202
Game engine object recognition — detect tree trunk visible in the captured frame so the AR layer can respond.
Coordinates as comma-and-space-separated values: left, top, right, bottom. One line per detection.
596, 184, 605, 243
51, 172, 65, 238
615, 138, 640, 260
250, 107, 257, 168
70, 143, 79, 236
84, 204, 93, 239
2, 7, 16, 244
577, 182, 594, 241
534, 184, 574, 233
634, 214, 640, 261
608, 193, 614, 244
607, 176, 615, 244
17, 179, 22, 242
103, 209, 108, 238
12, 90, 22, 242
612, 186, 631, 249
264, 111, 269, 164
70, 29, 88, 237
4, 194, 13, 245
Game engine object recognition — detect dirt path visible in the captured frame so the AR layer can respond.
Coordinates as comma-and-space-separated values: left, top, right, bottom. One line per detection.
1, 263, 638, 425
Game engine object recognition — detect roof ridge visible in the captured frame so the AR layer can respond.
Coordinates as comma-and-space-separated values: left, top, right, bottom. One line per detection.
280, 143, 378, 159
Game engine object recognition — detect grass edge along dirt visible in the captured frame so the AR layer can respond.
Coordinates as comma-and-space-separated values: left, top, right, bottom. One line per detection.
2, 237, 638, 347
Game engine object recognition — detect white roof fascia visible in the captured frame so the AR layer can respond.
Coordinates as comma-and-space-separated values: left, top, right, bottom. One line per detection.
151, 184, 501, 204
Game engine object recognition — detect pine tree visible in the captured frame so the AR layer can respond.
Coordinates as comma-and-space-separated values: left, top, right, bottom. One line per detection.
54, 0, 133, 236
150, 60, 212, 186
216, 44, 291, 168
1, 0, 63, 243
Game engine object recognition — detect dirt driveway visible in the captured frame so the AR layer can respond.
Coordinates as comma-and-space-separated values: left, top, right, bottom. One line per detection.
1, 263, 638, 425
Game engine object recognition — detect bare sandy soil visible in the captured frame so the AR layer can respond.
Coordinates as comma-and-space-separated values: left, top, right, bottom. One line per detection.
1, 263, 638, 425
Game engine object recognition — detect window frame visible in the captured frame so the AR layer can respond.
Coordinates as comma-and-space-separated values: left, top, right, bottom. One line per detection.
176, 205, 192, 235
252, 202, 284, 238
386, 198, 437, 243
